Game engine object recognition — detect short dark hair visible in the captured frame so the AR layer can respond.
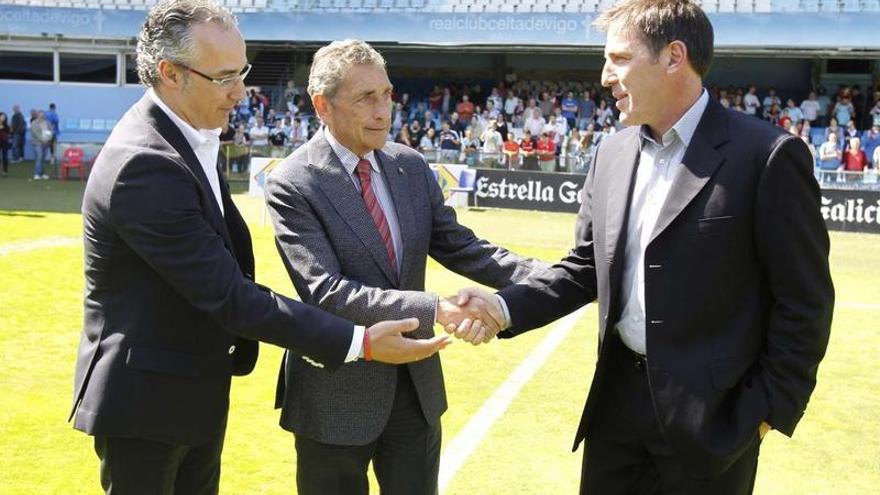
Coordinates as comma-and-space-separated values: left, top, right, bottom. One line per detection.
594, 0, 713, 78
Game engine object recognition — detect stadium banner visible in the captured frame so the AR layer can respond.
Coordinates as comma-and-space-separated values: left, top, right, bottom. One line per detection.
2, 6, 880, 49
471, 170, 880, 233
820, 188, 880, 234
248, 157, 283, 198
473, 169, 586, 213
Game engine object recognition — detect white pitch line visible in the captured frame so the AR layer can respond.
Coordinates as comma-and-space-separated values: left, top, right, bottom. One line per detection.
0, 236, 81, 256
438, 306, 589, 494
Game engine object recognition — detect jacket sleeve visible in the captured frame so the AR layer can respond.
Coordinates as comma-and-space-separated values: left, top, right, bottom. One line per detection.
753, 135, 834, 436
109, 153, 354, 370
497, 145, 600, 337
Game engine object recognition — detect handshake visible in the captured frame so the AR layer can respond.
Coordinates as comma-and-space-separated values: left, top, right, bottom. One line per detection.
361, 287, 502, 366
436, 287, 505, 346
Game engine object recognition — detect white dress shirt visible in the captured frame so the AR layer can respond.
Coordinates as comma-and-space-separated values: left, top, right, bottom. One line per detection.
148, 88, 224, 216
616, 90, 709, 355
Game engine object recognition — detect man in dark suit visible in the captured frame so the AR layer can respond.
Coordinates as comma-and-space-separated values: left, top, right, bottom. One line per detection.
264, 40, 544, 495
458, 1, 834, 493
71, 3, 447, 494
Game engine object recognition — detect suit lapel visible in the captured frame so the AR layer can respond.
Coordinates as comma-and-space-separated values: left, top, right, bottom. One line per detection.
140, 96, 234, 250
649, 98, 729, 243
310, 130, 399, 286
603, 130, 640, 267
602, 129, 640, 326
376, 148, 412, 285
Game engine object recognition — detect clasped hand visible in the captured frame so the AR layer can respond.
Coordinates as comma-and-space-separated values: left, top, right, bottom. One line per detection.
436, 288, 505, 346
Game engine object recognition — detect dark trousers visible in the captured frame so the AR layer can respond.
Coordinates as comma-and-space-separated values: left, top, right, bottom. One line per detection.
580, 334, 761, 495
294, 366, 441, 495
93, 430, 225, 495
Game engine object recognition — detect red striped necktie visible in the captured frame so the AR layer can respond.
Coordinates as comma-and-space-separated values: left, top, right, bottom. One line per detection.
356, 159, 397, 273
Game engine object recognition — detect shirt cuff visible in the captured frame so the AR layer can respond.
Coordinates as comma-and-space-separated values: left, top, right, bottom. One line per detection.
345, 325, 366, 363
496, 294, 512, 330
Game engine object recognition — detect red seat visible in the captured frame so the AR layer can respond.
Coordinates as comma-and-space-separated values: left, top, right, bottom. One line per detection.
59, 147, 85, 181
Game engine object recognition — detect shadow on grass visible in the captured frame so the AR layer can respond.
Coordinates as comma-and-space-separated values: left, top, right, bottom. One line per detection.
0, 212, 46, 218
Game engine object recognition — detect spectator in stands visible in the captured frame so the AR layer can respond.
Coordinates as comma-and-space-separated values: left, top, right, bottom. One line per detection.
732, 94, 747, 113
843, 120, 859, 151
870, 96, 880, 128
502, 136, 520, 169
503, 89, 520, 121
816, 86, 831, 126
538, 91, 554, 118
10, 105, 25, 163
443, 111, 463, 136
842, 137, 869, 180
863, 125, 880, 165
480, 120, 504, 168
578, 90, 596, 131
395, 122, 412, 148
766, 103, 781, 126
44, 103, 60, 164
824, 117, 841, 144
496, 114, 511, 142
441, 87, 452, 118
438, 121, 460, 163
832, 95, 855, 128
595, 99, 614, 127
429, 85, 442, 114
762, 88, 781, 119
0, 112, 9, 177
563, 128, 582, 172
419, 127, 437, 156
744, 85, 760, 117
535, 131, 555, 172
487, 87, 503, 114
409, 119, 425, 146
560, 91, 578, 130
230, 123, 250, 173
874, 141, 880, 171
524, 107, 545, 138
486, 100, 501, 121
800, 91, 820, 125
818, 132, 842, 182
460, 126, 479, 166
456, 94, 475, 125
718, 89, 730, 109
782, 99, 803, 127
519, 130, 537, 170
249, 116, 270, 147
30, 111, 52, 180
269, 120, 289, 156
290, 118, 307, 147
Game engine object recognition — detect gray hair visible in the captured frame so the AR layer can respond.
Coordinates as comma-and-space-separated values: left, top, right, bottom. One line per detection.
136, 0, 237, 87
307, 39, 386, 100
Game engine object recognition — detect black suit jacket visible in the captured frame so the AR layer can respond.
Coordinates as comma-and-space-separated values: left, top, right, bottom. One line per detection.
71, 95, 354, 446
499, 98, 834, 476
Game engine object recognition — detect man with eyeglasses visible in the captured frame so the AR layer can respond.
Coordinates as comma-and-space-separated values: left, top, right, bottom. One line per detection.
71, 2, 450, 494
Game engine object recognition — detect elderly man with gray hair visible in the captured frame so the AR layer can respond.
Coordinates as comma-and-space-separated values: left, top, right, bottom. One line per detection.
265, 39, 546, 495
71, 2, 448, 493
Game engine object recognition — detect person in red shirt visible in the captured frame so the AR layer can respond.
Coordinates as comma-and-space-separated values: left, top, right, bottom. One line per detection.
842, 137, 870, 181
519, 130, 537, 170
456, 94, 475, 125
502, 137, 520, 169
536, 132, 556, 172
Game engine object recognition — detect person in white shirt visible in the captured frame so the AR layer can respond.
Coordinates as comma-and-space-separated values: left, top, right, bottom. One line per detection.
743, 85, 761, 116
503, 90, 520, 118
480, 120, 504, 168
800, 91, 820, 124
249, 116, 270, 147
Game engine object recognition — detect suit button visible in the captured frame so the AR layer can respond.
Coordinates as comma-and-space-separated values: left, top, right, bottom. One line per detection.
228, 345, 236, 355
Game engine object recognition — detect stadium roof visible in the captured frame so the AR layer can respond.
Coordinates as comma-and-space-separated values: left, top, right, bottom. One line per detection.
1, 2, 880, 55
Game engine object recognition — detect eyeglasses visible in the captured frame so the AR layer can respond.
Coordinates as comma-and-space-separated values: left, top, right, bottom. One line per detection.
180, 63, 252, 88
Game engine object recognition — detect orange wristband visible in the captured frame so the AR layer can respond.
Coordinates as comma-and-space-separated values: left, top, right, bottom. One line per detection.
363, 328, 372, 361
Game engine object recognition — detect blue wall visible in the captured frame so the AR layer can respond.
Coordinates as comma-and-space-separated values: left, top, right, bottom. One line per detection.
0, 81, 144, 154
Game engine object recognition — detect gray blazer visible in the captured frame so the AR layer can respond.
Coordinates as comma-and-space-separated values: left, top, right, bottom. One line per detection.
266, 128, 545, 445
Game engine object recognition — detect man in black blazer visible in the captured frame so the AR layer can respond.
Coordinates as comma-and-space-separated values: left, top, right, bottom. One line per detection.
459, 1, 834, 493
70, 2, 447, 494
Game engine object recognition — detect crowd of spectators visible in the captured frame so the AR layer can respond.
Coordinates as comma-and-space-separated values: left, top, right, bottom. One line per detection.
0, 102, 60, 180
223, 77, 880, 183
